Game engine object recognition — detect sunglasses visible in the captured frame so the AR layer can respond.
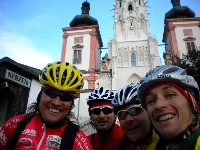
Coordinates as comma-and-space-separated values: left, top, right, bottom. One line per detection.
42, 88, 75, 102
90, 106, 113, 115
117, 105, 144, 120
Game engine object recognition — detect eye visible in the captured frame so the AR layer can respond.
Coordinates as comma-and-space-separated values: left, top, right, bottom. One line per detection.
165, 93, 176, 100
145, 96, 156, 106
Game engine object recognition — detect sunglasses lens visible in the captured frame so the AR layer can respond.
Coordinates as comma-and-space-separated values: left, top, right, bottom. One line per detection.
43, 90, 56, 99
91, 108, 101, 115
90, 107, 113, 115
59, 93, 73, 101
128, 107, 143, 116
117, 107, 143, 120
102, 107, 113, 115
43, 89, 74, 102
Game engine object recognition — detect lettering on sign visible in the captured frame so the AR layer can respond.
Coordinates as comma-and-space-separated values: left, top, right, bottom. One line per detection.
5, 69, 31, 88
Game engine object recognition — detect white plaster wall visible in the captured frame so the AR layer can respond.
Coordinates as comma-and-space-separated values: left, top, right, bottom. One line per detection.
174, 23, 200, 59
116, 66, 150, 87
73, 92, 91, 124
65, 31, 91, 71
27, 79, 42, 106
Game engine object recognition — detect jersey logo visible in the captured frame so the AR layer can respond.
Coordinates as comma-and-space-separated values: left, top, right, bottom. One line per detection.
46, 135, 61, 150
18, 138, 33, 148
0, 130, 8, 145
22, 129, 37, 136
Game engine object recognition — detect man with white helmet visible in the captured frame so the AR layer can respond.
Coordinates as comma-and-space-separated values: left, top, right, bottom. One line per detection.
138, 65, 200, 149
112, 83, 159, 150
87, 87, 124, 150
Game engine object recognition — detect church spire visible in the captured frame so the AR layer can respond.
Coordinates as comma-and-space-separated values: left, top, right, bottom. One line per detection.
164, 0, 195, 22
81, 1, 90, 15
171, 0, 181, 7
69, 1, 98, 27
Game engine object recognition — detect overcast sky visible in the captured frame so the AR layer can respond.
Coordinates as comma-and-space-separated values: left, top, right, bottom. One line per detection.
0, 0, 200, 69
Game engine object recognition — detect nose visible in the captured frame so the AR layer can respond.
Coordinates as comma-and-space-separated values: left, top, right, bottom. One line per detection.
154, 96, 167, 110
99, 111, 106, 118
51, 96, 62, 105
125, 113, 135, 121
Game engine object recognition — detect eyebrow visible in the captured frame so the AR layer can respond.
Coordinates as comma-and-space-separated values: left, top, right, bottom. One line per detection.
162, 85, 177, 91
146, 85, 177, 96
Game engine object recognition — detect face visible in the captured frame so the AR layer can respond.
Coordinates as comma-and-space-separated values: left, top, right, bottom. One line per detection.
118, 104, 151, 142
145, 84, 195, 139
90, 105, 115, 131
39, 88, 74, 125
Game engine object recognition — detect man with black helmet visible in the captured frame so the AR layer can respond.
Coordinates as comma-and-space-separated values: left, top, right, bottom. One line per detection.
0, 61, 92, 150
112, 83, 159, 150
87, 87, 124, 150
138, 65, 200, 149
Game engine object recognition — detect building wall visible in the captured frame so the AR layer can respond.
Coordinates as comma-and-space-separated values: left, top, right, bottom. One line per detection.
107, 0, 162, 90
164, 18, 200, 62
64, 29, 92, 70
27, 79, 42, 106
73, 92, 91, 124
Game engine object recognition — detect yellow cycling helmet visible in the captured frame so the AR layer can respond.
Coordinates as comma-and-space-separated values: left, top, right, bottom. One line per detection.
39, 61, 83, 94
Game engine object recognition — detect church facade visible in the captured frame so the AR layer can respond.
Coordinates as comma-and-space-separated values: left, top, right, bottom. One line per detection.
60, 0, 162, 132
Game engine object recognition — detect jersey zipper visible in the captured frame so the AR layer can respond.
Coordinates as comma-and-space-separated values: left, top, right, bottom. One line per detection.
37, 123, 46, 150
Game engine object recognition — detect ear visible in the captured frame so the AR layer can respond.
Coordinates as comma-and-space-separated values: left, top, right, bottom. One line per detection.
88, 108, 91, 116
90, 115, 94, 121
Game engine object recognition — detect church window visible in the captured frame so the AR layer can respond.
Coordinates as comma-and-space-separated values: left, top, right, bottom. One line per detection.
73, 50, 82, 64
131, 53, 136, 66
74, 36, 83, 44
128, 4, 133, 11
183, 29, 193, 36
186, 42, 195, 52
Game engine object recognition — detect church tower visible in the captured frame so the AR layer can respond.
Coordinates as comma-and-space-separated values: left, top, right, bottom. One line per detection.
107, 0, 162, 90
61, 1, 103, 90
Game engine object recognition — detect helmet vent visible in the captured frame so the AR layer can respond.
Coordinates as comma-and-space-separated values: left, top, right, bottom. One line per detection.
67, 71, 74, 85
56, 67, 60, 82
50, 69, 54, 81
61, 69, 67, 86
42, 74, 47, 81
71, 77, 78, 86
163, 67, 178, 74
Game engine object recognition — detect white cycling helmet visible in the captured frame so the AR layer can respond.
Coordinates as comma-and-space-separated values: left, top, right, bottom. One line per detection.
87, 87, 115, 105
138, 65, 199, 107
112, 83, 140, 107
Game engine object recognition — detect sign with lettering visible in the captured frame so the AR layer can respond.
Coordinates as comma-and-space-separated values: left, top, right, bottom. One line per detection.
5, 69, 31, 88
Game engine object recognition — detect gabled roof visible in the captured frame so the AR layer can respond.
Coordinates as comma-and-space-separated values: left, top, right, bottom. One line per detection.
0, 57, 41, 80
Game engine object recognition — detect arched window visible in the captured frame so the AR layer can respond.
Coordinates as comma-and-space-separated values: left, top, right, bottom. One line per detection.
131, 53, 136, 66
128, 4, 133, 11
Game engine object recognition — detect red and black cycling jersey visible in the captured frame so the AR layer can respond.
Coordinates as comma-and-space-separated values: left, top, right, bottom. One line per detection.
0, 114, 92, 150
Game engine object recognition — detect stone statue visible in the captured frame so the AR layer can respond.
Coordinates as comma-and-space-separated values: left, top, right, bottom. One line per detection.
171, 0, 181, 7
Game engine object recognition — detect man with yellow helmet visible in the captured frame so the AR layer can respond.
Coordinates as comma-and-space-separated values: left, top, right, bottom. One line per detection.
0, 61, 93, 150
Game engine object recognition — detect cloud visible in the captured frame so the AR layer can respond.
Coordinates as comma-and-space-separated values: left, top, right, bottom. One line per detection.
0, 31, 52, 69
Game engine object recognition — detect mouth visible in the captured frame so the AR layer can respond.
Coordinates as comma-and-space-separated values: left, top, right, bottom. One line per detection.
49, 108, 60, 113
128, 125, 138, 131
157, 114, 175, 122
98, 120, 107, 125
